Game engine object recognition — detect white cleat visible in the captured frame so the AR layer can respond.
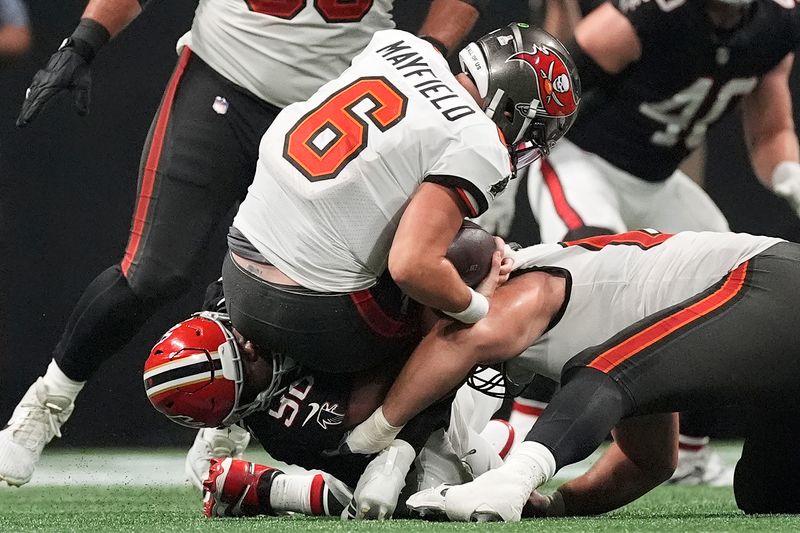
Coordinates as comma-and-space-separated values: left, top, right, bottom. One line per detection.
185, 425, 251, 490
668, 446, 734, 487
0, 378, 74, 486
406, 484, 451, 520
408, 466, 533, 523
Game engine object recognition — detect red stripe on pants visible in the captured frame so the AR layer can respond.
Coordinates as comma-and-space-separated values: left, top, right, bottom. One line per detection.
588, 261, 749, 373
541, 158, 584, 231
121, 48, 192, 276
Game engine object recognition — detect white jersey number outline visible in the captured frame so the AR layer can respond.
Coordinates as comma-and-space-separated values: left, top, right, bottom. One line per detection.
639, 77, 757, 149
283, 76, 408, 181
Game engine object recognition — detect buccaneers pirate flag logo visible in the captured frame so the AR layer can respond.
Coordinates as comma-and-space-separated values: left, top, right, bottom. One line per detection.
508, 45, 578, 119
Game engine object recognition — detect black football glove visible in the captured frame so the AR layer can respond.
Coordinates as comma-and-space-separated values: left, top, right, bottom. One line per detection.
17, 19, 109, 127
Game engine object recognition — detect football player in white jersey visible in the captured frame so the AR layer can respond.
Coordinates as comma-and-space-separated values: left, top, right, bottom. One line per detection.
1, 0, 488, 487
346, 230, 800, 518
222, 23, 579, 376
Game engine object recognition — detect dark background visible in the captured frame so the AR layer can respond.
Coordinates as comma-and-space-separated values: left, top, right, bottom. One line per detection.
1, 1, 798, 447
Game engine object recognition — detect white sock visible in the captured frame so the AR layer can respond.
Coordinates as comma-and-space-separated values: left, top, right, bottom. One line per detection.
269, 473, 316, 515
41, 360, 85, 402
504, 441, 556, 491
508, 399, 547, 446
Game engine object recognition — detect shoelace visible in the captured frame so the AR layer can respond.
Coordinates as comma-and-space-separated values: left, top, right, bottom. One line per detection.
11, 399, 66, 449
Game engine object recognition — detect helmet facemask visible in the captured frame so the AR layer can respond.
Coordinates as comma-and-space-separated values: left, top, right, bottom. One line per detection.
206, 312, 297, 427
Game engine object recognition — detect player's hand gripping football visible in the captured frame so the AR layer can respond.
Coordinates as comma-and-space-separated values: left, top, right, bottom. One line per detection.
475, 237, 514, 300
17, 38, 92, 127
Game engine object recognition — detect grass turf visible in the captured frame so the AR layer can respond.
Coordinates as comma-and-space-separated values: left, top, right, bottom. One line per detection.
1, 485, 799, 532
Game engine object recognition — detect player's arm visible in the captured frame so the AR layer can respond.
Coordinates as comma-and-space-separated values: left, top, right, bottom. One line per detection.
343, 270, 559, 454
0, 0, 31, 58
16, 0, 148, 126
389, 182, 491, 316
530, 413, 678, 517
542, 0, 582, 43
741, 53, 800, 217
417, 0, 482, 56
567, 2, 641, 90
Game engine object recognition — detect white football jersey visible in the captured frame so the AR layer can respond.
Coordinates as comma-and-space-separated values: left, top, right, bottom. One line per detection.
233, 30, 512, 292
178, 0, 394, 107
505, 230, 783, 384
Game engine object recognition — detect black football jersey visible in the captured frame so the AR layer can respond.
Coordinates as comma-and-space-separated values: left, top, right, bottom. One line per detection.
567, 0, 800, 181
243, 372, 371, 486
244, 368, 453, 487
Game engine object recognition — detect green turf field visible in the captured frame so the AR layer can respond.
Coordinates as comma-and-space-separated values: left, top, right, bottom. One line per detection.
2, 484, 799, 532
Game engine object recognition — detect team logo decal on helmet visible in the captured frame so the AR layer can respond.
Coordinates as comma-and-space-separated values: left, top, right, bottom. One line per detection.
508, 46, 578, 119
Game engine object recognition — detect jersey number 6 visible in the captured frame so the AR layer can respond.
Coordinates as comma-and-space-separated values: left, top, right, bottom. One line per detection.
283, 76, 408, 182
245, 0, 374, 22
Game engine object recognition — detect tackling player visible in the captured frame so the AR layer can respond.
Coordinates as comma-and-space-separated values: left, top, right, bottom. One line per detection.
144, 311, 512, 519
0, 0, 487, 487
511, 0, 800, 481
346, 229, 800, 518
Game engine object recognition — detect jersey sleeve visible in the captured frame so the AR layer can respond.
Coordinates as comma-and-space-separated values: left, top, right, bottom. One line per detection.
423, 125, 512, 217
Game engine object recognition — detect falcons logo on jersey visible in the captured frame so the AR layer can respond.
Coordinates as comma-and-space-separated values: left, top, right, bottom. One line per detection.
303, 402, 345, 429
508, 45, 578, 119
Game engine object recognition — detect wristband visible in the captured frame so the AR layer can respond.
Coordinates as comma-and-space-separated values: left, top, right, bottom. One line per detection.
419, 35, 449, 57
68, 18, 111, 63
442, 287, 489, 324
345, 406, 404, 454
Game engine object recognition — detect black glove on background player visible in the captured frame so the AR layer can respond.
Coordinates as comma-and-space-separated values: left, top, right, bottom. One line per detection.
17, 19, 110, 127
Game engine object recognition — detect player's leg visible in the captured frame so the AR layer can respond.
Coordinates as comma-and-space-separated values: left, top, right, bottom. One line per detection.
633, 169, 730, 232
625, 168, 732, 485
203, 457, 352, 518
507, 375, 558, 448
734, 402, 800, 514
526, 139, 625, 243
0, 50, 274, 486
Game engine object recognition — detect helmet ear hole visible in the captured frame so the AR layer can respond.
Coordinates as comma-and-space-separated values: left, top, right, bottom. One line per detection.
503, 99, 515, 120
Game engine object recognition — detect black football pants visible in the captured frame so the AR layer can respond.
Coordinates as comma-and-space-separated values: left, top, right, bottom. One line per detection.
529, 242, 800, 513
54, 49, 280, 381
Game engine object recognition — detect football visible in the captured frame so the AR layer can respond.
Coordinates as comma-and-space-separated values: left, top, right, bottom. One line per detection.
446, 220, 496, 287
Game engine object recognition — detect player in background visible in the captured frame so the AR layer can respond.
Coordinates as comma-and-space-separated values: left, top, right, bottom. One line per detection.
0, 0, 30, 60
343, 229, 800, 517
0, 0, 487, 487
506, 0, 800, 482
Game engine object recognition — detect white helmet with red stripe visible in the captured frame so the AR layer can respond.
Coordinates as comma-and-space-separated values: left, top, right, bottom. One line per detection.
143, 312, 293, 428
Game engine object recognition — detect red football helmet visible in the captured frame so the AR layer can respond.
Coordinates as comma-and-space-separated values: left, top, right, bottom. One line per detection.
143, 312, 293, 428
